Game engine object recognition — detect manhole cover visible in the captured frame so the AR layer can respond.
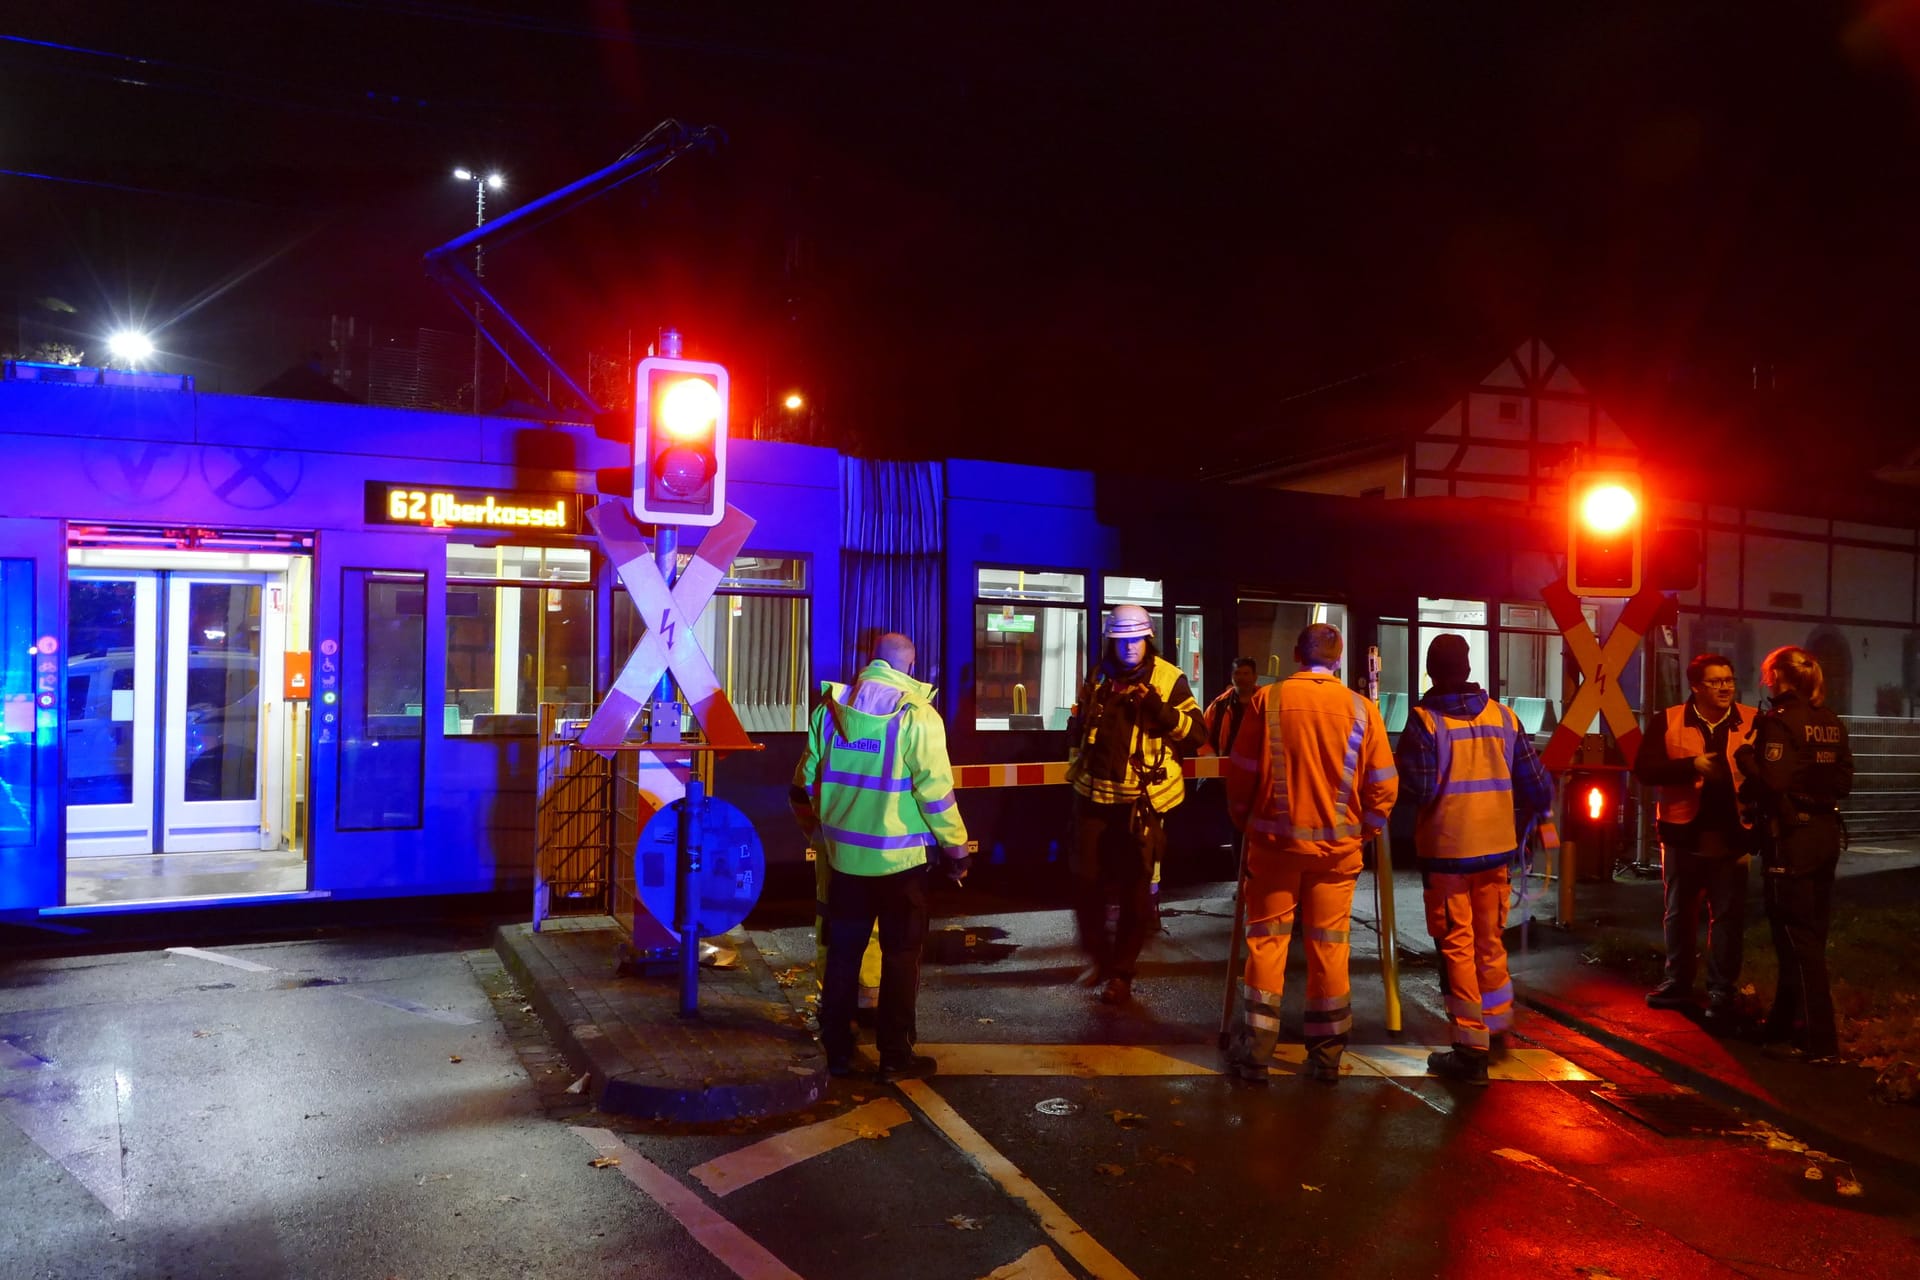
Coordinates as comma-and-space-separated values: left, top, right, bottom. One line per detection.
1034, 1098, 1079, 1117
1591, 1088, 1742, 1136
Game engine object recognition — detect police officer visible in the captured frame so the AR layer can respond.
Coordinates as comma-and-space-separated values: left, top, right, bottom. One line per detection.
1735, 645, 1854, 1066
1065, 603, 1205, 1005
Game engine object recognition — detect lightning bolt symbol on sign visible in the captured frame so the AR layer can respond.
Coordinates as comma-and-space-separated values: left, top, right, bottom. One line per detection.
659, 611, 677, 651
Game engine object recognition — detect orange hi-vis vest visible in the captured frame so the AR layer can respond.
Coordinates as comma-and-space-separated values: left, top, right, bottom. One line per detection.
1412, 700, 1522, 870
1227, 671, 1397, 860
1658, 702, 1758, 827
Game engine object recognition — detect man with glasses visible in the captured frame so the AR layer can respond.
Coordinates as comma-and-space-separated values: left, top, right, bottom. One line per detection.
1632, 652, 1759, 1030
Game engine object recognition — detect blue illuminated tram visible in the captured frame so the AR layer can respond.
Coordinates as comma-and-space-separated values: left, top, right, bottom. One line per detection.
0, 369, 1565, 921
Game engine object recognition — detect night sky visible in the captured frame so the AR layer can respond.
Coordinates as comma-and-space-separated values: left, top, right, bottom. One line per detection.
6, 2, 1920, 475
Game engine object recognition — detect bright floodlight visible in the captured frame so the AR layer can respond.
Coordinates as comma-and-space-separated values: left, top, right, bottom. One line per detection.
659, 377, 722, 438
487, 173, 505, 190
784, 392, 804, 410
1580, 483, 1637, 534
107, 330, 154, 363
453, 167, 473, 180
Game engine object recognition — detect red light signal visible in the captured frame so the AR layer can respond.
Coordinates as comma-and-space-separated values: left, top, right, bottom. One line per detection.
634, 356, 729, 527
1586, 785, 1605, 823
1567, 470, 1643, 598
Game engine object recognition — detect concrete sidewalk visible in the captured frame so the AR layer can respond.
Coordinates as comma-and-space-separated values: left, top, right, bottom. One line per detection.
1493, 840, 1920, 1180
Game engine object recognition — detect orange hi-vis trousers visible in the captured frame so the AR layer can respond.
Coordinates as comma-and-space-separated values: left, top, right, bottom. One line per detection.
1422, 865, 1514, 1052
1232, 845, 1360, 1069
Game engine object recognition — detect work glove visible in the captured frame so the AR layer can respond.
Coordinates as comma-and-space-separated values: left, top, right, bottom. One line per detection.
1137, 690, 1182, 736
938, 846, 972, 884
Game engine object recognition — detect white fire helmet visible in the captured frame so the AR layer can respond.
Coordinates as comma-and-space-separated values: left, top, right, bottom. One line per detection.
1104, 604, 1155, 641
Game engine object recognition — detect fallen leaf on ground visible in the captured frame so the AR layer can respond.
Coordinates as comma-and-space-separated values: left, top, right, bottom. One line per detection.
1106, 1109, 1148, 1128
977, 1017, 994, 1024
416, 1173, 452, 1185
589, 1156, 620, 1169
1093, 1163, 1127, 1177
1836, 1175, 1865, 1197
448, 1055, 463, 1064
852, 1125, 889, 1140
945, 1214, 982, 1231
496, 1194, 521, 1203
1155, 1152, 1197, 1174
1302, 1184, 1323, 1192
1804, 1166, 1824, 1181
565, 1073, 591, 1094
191, 1030, 213, 1038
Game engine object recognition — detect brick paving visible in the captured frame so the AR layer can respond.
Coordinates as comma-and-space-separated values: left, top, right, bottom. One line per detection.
494, 915, 826, 1123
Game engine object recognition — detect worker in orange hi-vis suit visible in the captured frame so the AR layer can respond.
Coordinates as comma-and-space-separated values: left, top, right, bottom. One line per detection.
1223, 622, 1397, 1085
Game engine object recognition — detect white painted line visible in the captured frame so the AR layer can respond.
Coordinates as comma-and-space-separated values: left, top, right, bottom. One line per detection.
896, 1079, 1141, 1280
339, 991, 480, 1025
690, 1097, 912, 1197
0, 1039, 53, 1071
165, 946, 273, 973
570, 1127, 804, 1280
980, 1244, 1075, 1280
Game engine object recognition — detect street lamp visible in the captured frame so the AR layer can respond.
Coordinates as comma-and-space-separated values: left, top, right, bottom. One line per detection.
451, 168, 505, 410
106, 330, 155, 366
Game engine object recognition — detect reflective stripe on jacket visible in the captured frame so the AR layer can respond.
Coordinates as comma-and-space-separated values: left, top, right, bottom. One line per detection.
1226, 671, 1397, 859
1411, 700, 1522, 872
794, 661, 969, 877
1067, 655, 1199, 813
1659, 703, 1757, 827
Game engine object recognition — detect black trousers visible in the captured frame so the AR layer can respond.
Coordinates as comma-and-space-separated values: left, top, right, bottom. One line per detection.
1764, 866, 1837, 1057
1661, 845, 1748, 1003
821, 863, 930, 1066
1071, 796, 1160, 981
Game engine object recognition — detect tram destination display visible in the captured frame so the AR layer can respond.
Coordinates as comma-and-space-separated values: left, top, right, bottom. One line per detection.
365, 481, 581, 533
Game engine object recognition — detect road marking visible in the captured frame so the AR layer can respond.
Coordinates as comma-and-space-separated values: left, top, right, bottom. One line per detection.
981, 1244, 1075, 1279
917, 1043, 1597, 1082
896, 1079, 1141, 1280
0, 1037, 54, 1071
690, 1097, 912, 1196
339, 991, 480, 1025
165, 946, 273, 972
571, 1127, 804, 1280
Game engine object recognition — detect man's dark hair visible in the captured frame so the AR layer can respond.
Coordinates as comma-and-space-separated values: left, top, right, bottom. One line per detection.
1232, 657, 1258, 674
1687, 653, 1734, 687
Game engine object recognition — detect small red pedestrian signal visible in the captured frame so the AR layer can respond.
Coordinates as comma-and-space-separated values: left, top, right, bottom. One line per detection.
1567, 470, 1643, 598
635, 356, 729, 527
1586, 785, 1605, 823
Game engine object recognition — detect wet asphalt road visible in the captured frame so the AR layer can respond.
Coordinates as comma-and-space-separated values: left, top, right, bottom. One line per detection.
4, 909, 1920, 1279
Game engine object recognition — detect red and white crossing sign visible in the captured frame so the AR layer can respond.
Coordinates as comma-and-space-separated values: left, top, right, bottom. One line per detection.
1539, 578, 1667, 773
579, 501, 757, 754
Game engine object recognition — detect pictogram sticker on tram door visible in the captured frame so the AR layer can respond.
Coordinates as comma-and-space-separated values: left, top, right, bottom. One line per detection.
1539, 579, 1668, 773
316, 638, 339, 743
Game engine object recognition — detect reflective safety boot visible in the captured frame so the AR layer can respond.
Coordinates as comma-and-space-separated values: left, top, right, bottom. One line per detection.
1426, 1047, 1491, 1086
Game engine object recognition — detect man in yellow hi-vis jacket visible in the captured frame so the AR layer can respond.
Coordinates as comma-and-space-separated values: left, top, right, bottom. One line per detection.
1225, 622, 1396, 1084
792, 633, 970, 1081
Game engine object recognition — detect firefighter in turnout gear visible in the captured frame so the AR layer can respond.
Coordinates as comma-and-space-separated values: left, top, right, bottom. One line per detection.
1224, 623, 1397, 1084
1736, 646, 1854, 1065
792, 633, 971, 1081
1065, 603, 1205, 1005
1395, 634, 1553, 1085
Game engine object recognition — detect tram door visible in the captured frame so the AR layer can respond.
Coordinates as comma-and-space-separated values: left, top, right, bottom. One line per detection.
0, 517, 61, 910
65, 562, 290, 858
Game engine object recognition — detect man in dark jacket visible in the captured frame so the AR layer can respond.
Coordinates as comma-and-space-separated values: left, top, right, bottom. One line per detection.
1632, 653, 1759, 1029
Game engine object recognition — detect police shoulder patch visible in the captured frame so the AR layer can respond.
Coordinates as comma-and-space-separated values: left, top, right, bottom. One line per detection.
1764, 742, 1784, 762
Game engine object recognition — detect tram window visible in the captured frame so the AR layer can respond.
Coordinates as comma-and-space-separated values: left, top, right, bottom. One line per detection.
977, 567, 1087, 731
338, 570, 424, 831
1, 559, 34, 846
1497, 603, 1565, 736
612, 555, 811, 735
1236, 600, 1349, 683
446, 544, 595, 736
1377, 620, 1410, 732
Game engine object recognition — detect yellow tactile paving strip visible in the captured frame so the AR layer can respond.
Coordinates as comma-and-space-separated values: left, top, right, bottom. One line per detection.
915, 1043, 1598, 1082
